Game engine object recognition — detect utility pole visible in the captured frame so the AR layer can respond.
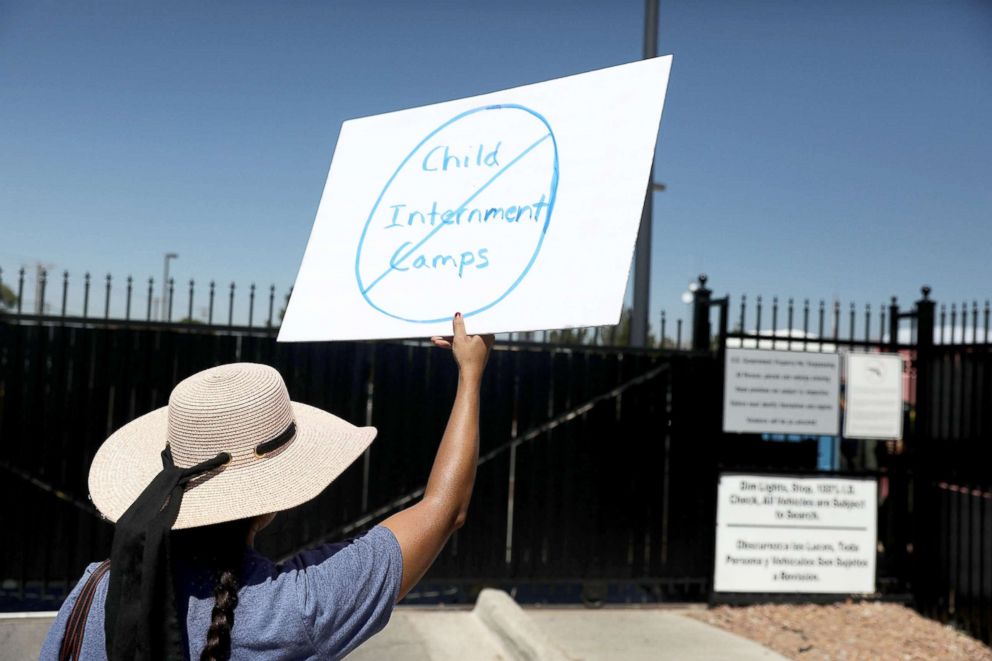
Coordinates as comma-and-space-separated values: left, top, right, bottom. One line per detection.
161, 252, 178, 321
630, 0, 659, 347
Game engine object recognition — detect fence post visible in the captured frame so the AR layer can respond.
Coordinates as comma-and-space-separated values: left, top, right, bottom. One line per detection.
911, 285, 935, 612
691, 274, 712, 351
914, 286, 934, 438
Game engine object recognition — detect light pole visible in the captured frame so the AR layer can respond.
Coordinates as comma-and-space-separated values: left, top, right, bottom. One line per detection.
630, 0, 661, 347
162, 252, 178, 321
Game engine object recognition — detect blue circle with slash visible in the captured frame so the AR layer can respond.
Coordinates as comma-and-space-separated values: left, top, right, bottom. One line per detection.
354, 104, 559, 324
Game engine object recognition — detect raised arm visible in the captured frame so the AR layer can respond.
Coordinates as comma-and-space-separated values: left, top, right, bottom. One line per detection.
381, 313, 494, 601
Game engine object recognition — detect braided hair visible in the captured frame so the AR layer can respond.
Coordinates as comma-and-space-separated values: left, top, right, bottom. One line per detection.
172, 518, 253, 661
201, 566, 239, 661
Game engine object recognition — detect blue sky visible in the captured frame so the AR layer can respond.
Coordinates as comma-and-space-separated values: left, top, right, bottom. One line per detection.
2, 0, 989, 329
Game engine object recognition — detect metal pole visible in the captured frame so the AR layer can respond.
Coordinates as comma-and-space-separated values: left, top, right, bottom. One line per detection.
161, 252, 177, 321
630, 0, 660, 347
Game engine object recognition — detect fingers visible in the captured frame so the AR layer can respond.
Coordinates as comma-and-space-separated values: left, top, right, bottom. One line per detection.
452, 312, 467, 340
431, 336, 452, 350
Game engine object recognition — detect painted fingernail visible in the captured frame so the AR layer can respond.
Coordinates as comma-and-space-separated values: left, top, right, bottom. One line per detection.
455, 312, 461, 318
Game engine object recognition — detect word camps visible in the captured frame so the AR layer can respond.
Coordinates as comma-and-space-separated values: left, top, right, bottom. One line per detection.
383, 141, 549, 278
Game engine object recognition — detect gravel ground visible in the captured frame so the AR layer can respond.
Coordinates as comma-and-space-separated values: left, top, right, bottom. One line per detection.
686, 602, 992, 661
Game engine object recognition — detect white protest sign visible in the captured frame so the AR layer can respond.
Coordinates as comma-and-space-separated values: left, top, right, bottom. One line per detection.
844, 352, 903, 440
278, 57, 672, 342
723, 348, 840, 436
714, 473, 877, 594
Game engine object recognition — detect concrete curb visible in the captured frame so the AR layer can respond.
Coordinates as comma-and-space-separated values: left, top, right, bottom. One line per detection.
473, 589, 569, 661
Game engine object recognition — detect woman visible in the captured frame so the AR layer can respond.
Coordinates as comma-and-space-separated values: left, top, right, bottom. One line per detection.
41, 313, 493, 660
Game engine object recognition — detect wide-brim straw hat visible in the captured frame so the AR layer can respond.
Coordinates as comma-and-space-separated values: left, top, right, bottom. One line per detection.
89, 362, 377, 530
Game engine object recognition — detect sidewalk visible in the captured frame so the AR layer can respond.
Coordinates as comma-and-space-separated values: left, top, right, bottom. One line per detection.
1, 591, 787, 661
528, 608, 787, 661
350, 590, 788, 661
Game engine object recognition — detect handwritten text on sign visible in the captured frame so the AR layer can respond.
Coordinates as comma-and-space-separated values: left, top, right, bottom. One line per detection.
714, 473, 877, 594
723, 348, 840, 435
356, 105, 558, 323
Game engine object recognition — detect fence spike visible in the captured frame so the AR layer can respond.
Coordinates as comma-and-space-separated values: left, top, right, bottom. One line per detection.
972, 301, 978, 345
676, 318, 683, 349
950, 303, 957, 345
146, 277, 154, 322
268, 284, 275, 328
864, 302, 870, 346
660, 310, 666, 348
62, 271, 69, 317
125, 275, 133, 320
787, 298, 794, 349
984, 300, 990, 344
848, 302, 855, 342
802, 299, 809, 350
228, 282, 236, 327
17, 267, 25, 314
104, 273, 112, 319
739, 294, 746, 333
888, 296, 899, 348
83, 272, 90, 318
38, 268, 47, 315
962, 301, 968, 344
249, 283, 256, 327
939, 304, 946, 344
817, 301, 825, 350
167, 277, 175, 322
208, 281, 215, 325
188, 279, 195, 323
879, 304, 886, 343
771, 297, 779, 348
756, 295, 763, 336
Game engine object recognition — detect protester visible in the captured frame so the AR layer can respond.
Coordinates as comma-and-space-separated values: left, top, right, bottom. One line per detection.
41, 313, 493, 660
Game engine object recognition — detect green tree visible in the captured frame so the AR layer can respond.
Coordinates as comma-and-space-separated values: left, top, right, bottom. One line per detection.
0, 282, 17, 313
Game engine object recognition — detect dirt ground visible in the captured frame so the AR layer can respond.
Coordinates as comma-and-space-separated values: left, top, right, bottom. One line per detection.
687, 602, 992, 661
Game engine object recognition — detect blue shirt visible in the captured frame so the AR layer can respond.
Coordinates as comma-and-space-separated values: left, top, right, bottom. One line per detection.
40, 526, 403, 660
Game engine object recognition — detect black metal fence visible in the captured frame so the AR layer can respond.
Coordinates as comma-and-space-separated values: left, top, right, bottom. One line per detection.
2, 269, 991, 645
0, 311, 722, 610
690, 276, 992, 643
0, 266, 688, 348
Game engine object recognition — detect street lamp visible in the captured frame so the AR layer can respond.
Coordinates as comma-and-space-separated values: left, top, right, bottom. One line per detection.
162, 253, 178, 321
630, 0, 663, 347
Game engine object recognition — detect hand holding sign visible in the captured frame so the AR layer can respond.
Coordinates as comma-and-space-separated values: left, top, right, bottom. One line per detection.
280, 57, 672, 342
431, 313, 495, 382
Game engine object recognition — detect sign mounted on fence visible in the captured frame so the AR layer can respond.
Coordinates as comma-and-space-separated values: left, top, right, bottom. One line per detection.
714, 473, 877, 594
278, 57, 673, 342
723, 348, 840, 435
844, 353, 903, 440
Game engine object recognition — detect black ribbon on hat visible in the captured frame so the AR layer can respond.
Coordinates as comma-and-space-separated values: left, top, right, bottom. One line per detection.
104, 446, 230, 660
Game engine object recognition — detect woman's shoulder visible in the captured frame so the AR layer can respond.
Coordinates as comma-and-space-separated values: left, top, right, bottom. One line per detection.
70, 560, 112, 600
271, 526, 403, 659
